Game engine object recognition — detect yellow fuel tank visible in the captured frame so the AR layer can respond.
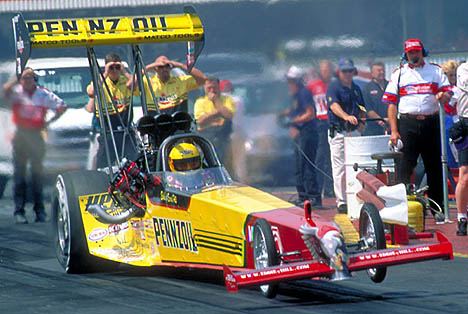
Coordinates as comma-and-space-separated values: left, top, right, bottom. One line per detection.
407, 199, 425, 232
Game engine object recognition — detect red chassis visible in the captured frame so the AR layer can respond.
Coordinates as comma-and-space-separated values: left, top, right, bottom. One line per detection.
224, 203, 453, 293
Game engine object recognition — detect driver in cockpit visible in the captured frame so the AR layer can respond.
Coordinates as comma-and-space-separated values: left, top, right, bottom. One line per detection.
169, 142, 202, 172
166, 142, 215, 191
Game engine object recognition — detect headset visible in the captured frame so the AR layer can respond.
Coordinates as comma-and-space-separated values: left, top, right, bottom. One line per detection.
401, 46, 429, 61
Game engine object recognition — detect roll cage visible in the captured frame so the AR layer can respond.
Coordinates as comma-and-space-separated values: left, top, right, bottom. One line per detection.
12, 6, 205, 179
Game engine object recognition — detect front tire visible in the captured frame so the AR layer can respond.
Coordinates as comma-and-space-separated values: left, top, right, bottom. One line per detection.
51, 170, 118, 273
253, 219, 280, 298
359, 202, 387, 283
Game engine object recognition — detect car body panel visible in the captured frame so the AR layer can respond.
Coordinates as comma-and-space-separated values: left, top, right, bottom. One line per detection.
79, 184, 294, 268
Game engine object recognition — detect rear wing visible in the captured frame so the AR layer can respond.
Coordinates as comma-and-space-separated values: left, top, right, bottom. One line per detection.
12, 6, 204, 78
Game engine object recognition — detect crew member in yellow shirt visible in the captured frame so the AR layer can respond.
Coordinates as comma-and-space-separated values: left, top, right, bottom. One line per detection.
144, 55, 206, 115
194, 77, 236, 163
86, 53, 137, 168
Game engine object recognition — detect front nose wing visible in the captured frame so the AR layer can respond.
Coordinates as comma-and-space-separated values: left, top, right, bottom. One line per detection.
223, 232, 452, 292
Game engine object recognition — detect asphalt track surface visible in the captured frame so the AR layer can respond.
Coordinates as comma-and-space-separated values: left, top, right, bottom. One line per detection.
1, 187, 468, 314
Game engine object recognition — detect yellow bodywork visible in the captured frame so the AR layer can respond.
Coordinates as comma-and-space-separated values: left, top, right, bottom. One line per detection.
26, 13, 203, 49
79, 186, 292, 267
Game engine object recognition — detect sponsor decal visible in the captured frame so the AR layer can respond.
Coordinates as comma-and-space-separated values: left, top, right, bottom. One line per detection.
27, 16, 169, 37
88, 227, 108, 242
225, 273, 236, 284
399, 83, 438, 96
270, 226, 284, 254
160, 190, 177, 204
83, 193, 123, 214
153, 217, 198, 253
108, 222, 129, 236
358, 246, 431, 261
239, 264, 311, 279
131, 220, 146, 241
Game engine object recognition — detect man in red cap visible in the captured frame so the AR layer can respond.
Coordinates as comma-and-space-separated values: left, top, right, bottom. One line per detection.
382, 38, 452, 217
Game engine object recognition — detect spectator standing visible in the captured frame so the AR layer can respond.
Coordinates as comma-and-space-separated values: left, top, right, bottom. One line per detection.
220, 80, 244, 131
327, 58, 366, 213
383, 39, 452, 214
452, 62, 468, 236
144, 55, 206, 115
3, 68, 67, 223
85, 97, 100, 170
306, 60, 334, 198
219, 80, 246, 181
281, 65, 321, 207
441, 60, 459, 169
86, 53, 136, 169
362, 62, 389, 136
194, 77, 236, 164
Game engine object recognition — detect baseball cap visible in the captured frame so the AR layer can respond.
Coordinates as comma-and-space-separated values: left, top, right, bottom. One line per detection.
404, 39, 423, 53
337, 58, 356, 72
219, 80, 232, 92
286, 65, 304, 80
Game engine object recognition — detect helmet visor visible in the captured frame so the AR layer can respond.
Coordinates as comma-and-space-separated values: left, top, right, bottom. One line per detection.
172, 156, 201, 171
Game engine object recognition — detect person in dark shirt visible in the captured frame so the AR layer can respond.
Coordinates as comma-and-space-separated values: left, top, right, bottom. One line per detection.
281, 65, 321, 206
326, 58, 366, 214
362, 62, 388, 136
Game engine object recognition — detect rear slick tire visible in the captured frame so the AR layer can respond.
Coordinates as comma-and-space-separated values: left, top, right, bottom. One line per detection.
253, 218, 280, 298
51, 170, 119, 273
359, 202, 387, 283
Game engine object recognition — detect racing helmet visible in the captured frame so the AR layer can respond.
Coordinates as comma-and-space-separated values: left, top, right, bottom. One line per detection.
169, 142, 202, 172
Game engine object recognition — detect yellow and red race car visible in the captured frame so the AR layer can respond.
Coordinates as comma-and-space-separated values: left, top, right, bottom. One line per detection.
12, 8, 453, 299
50, 112, 453, 299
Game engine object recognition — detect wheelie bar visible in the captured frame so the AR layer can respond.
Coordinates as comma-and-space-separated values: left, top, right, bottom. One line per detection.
223, 232, 452, 292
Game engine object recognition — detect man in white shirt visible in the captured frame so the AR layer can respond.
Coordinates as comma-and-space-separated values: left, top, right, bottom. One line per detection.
383, 38, 452, 214
451, 62, 468, 235
4, 68, 67, 223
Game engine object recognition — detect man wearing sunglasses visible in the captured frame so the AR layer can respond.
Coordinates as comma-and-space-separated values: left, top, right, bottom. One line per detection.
326, 58, 366, 214
86, 53, 136, 169
143, 55, 206, 115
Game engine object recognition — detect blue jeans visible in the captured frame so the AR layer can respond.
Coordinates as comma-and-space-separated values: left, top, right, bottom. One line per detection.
295, 122, 320, 201
315, 120, 334, 196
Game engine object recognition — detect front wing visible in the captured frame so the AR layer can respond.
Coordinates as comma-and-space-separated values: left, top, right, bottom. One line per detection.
223, 232, 452, 292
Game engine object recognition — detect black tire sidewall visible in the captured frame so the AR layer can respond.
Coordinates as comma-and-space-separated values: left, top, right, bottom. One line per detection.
359, 202, 387, 282
253, 218, 280, 298
52, 170, 109, 273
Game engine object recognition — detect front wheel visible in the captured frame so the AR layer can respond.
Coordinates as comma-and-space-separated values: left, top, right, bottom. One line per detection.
253, 219, 280, 298
51, 170, 118, 273
359, 202, 387, 283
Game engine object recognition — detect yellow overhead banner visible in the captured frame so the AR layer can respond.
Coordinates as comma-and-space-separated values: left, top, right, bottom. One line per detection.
25, 13, 204, 49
